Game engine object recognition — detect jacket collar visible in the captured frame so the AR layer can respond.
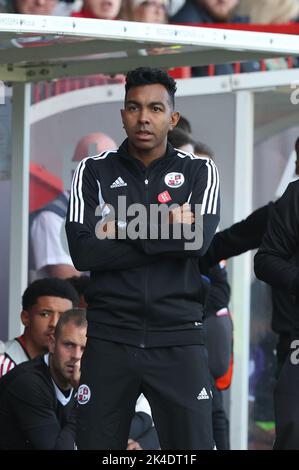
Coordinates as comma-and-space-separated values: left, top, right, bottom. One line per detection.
118, 138, 177, 169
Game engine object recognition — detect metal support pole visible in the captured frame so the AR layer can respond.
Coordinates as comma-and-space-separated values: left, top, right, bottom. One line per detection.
8, 83, 31, 338
230, 91, 254, 449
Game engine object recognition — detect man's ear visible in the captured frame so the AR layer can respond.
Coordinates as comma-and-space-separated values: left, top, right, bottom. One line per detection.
21, 310, 30, 327
48, 334, 56, 355
170, 111, 180, 131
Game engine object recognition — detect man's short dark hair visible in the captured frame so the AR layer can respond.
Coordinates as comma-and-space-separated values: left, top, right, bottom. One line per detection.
54, 308, 87, 340
125, 67, 177, 109
168, 127, 195, 149
22, 278, 79, 310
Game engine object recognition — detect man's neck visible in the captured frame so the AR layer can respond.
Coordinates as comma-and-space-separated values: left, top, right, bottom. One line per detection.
128, 143, 167, 168
23, 331, 46, 359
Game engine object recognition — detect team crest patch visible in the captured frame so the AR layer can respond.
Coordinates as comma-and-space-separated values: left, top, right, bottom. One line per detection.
164, 172, 185, 188
78, 384, 91, 405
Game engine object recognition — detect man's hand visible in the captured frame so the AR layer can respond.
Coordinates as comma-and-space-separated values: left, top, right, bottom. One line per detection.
169, 203, 195, 225
127, 439, 142, 450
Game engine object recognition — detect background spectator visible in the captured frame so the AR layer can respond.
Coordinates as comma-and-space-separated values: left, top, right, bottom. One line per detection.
53, 0, 82, 16
238, 0, 299, 24
194, 140, 215, 158
0, 278, 79, 377
0, 0, 59, 14
29, 132, 117, 281
167, 126, 195, 152
171, 0, 243, 24
167, 0, 185, 16
72, 0, 122, 18
68, 275, 91, 308
170, 0, 260, 76
120, 0, 169, 23
176, 114, 192, 135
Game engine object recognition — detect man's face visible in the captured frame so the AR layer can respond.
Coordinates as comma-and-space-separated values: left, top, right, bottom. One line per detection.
16, 0, 58, 15
200, 0, 239, 21
49, 322, 86, 388
83, 0, 122, 19
21, 296, 73, 353
121, 83, 179, 156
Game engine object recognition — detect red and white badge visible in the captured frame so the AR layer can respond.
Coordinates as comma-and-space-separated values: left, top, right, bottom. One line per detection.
158, 191, 172, 203
77, 384, 91, 405
164, 172, 185, 188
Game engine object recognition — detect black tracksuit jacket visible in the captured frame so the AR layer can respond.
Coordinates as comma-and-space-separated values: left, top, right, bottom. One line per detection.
203, 200, 297, 361
0, 356, 76, 449
255, 182, 299, 339
66, 139, 220, 348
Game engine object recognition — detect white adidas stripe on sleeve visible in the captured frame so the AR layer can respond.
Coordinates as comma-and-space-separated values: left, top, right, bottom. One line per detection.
206, 160, 218, 215
201, 159, 212, 215
175, 150, 219, 215
69, 150, 117, 224
202, 159, 219, 215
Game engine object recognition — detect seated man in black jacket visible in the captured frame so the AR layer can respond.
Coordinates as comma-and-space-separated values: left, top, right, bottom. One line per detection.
0, 308, 87, 450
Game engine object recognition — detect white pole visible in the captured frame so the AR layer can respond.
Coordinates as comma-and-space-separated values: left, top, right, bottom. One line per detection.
8, 83, 31, 338
230, 91, 254, 450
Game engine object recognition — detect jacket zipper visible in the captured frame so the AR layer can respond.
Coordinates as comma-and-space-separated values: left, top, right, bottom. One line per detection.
141, 176, 150, 348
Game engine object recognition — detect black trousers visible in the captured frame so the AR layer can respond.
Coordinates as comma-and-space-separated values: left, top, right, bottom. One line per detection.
273, 350, 299, 450
211, 381, 230, 450
77, 338, 213, 450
